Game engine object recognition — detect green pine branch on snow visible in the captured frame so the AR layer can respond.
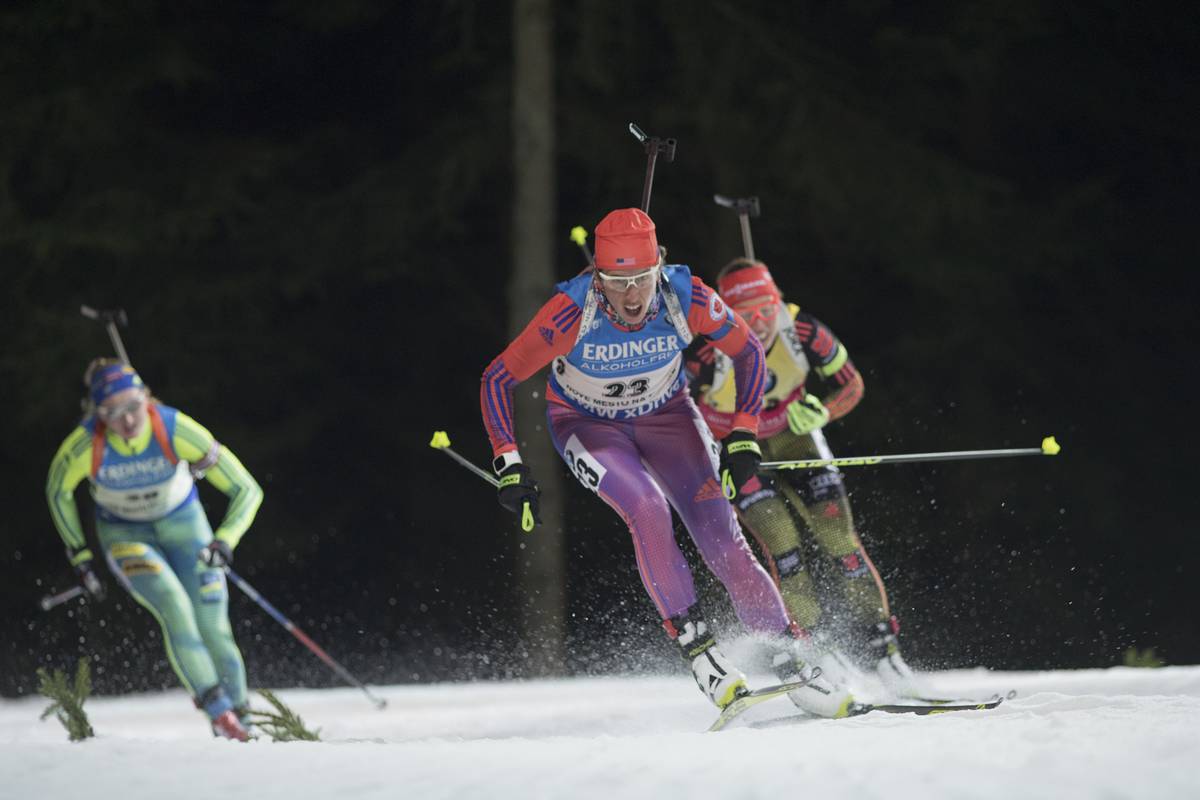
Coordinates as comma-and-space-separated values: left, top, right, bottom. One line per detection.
1122, 647, 1165, 668
37, 658, 95, 741
245, 689, 321, 742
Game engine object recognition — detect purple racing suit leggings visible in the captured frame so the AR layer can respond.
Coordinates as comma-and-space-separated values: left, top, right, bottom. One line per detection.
548, 391, 792, 635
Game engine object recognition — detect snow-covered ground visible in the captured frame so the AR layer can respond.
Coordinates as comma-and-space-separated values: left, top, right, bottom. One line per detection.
3, 665, 1197, 799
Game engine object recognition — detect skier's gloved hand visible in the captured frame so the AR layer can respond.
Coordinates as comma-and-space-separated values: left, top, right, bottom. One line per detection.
69, 549, 106, 602
199, 540, 234, 568
719, 430, 762, 500
497, 463, 541, 530
786, 393, 831, 436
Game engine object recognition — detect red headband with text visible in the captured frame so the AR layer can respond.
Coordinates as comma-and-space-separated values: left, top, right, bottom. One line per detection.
717, 263, 782, 307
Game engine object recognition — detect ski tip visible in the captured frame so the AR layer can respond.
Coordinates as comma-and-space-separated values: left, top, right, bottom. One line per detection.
570, 226, 588, 246
1041, 435, 1061, 455
429, 431, 451, 449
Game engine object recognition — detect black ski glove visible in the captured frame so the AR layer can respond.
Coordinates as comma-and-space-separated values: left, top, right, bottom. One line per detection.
497, 463, 541, 531
199, 539, 234, 568
69, 549, 106, 602
719, 430, 762, 500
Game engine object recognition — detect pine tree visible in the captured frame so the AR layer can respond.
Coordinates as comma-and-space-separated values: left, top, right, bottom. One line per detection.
38, 658, 95, 741
245, 689, 320, 742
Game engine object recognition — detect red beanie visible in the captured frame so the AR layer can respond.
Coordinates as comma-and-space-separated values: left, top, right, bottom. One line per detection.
717, 262, 782, 307
594, 208, 660, 271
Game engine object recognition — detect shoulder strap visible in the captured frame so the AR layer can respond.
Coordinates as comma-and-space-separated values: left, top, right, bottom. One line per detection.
573, 285, 599, 348
90, 422, 106, 479
148, 404, 179, 466
659, 272, 694, 345
709, 349, 732, 396
90, 405, 181, 478
775, 306, 811, 370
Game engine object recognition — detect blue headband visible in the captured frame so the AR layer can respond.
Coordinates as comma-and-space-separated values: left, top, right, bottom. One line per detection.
90, 364, 144, 407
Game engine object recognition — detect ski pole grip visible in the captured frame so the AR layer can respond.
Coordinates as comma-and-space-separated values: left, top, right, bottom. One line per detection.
39, 585, 86, 611
81, 305, 128, 326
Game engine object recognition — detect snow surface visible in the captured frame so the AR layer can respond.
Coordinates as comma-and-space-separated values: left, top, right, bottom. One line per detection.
2, 665, 1198, 800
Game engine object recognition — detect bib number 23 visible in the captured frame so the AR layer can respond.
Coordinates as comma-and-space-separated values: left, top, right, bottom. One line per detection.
603, 378, 649, 398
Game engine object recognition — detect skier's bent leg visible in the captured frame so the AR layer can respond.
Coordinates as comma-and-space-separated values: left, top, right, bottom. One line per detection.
768, 427, 892, 629
549, 405, 699, 620
779, 477, 890, 626
633, 398, 792, 635
102, 535, 223, 707
158, 501, 249, 710
734, 473, 824, 631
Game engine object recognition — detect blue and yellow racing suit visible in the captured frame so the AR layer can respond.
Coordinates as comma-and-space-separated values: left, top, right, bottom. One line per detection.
46, 402, 263, 719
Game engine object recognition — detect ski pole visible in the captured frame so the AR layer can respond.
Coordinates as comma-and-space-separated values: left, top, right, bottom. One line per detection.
39, 585, 86, 612
429, 431, 536, 532
224, 567, 387, 710
713, 194, 761, 261
628, 122, 676, 214
80, 305, 132, 365
760, 436, 1062, 471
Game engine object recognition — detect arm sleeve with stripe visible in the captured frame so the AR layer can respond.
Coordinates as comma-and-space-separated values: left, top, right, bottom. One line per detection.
688, 278, 765, 435
794, 312, 864, 421
481, 292, 580, 457
45, 426, 94, 552
173, 412, 264, 548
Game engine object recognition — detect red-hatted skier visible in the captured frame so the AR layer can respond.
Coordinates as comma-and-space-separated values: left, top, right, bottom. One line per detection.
480, 209, 854, 717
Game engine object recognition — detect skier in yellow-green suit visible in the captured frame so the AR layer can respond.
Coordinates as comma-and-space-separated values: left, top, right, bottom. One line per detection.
46, 360, 262, 740
687, 259, 921, 696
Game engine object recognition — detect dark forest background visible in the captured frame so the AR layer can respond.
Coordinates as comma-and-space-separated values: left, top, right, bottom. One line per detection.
2, 1, 1197, 697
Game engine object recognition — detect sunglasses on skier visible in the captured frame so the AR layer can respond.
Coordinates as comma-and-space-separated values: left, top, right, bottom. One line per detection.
97, 395, 146, 422
735, 300, 781, 327
595, 265, 660, 291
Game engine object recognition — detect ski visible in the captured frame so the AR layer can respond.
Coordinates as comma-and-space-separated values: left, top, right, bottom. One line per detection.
707, 679, 814, 732
746, 697, 1004, 729
903, 689, 1017, 706
715, 691, 1005, 731
864, 697, 1005, 715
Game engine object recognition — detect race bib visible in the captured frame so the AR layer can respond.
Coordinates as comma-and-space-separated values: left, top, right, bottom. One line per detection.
562, 434, 607, 493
